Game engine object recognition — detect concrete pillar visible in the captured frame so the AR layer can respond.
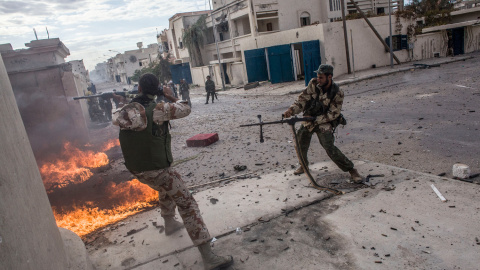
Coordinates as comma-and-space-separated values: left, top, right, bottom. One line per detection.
0, 55, 68, 269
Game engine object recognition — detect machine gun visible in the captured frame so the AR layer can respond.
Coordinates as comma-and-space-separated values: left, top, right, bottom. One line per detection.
239, 115, 315, 143
240, 115, 344, 195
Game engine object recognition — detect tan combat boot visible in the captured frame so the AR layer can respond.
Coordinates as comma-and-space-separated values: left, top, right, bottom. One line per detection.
198, 242, 234, 270
348, 168, 364, 183
164, 217, 185, 235
293, 166, 306, 175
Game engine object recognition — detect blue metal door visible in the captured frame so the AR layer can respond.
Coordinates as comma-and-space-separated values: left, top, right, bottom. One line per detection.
302, 40, 321, 86
170, 63, 193, 84
267, 44, 294, 84
244, 48, 268, 83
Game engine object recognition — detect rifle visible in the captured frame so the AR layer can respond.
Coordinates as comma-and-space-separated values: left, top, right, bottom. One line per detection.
73, 90, 138, 100
240, 115, 344, 195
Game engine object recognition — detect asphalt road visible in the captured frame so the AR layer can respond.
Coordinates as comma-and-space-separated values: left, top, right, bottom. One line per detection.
169, 56, 479, 189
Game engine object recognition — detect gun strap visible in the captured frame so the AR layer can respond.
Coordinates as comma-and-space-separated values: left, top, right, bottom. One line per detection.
289, 123, 344, 195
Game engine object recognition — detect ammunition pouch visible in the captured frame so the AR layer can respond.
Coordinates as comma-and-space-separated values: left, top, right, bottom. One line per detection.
331, 114, 347, 128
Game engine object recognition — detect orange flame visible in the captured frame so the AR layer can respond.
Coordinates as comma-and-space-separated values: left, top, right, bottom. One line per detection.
40, 142, 109, 191
54, 179, 158, 237
101, 139, 120, 152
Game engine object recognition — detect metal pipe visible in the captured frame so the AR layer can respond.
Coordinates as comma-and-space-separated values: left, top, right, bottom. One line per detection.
211, 14, 226, 91
351, 29, 355, 78
340, 0, 352, 74
389, 0, 394, 68
348, 0, 401, 65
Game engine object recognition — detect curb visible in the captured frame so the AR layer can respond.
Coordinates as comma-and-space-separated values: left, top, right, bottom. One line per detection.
287, 55, 474, 95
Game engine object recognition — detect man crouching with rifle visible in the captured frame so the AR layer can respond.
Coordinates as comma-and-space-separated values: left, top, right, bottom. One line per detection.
113, 73, 233, 270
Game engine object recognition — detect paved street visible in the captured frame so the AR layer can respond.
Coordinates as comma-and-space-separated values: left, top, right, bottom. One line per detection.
87, 52, 480, 269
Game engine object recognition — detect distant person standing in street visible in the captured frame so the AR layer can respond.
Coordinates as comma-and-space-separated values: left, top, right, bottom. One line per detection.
283, 64, 363, 183
179, 79, 191, 107
205, 75, 215, 104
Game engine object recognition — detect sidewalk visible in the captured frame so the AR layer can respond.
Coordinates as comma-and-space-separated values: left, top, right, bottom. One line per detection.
205, 53, 475, 97
87, 160, 480, 270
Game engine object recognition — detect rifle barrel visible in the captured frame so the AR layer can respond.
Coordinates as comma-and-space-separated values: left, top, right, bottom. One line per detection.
239, 117, 315, 127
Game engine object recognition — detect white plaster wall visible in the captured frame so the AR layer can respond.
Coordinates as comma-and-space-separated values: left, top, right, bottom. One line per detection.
191, 66, 210, 87
166, 29, 177, 58
465, 25, 480, 53
276, 0, 328, 30
412, 32, 446, 60
230, 62, 244, 85
322, 16, 411, 76
3, 51, 66, 73
451, 7, 480, 23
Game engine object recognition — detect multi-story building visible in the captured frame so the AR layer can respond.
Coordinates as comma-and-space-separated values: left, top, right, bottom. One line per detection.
162, 0, 405, 87
100, 43, 160, 84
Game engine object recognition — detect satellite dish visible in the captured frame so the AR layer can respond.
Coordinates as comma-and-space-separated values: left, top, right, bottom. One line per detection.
129, 55, 137, 63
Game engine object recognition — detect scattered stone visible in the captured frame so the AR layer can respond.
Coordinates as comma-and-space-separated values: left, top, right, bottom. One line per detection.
390, 227, 397, 231
452, 163, 471, 179
210, 198, 219, 204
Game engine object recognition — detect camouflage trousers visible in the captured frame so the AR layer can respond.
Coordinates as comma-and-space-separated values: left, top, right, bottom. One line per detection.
297, 125, 354, 172
133, 167, 210, 246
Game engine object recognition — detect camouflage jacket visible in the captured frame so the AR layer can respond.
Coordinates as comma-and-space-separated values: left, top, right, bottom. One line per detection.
288, 79, 344, 132
205, 80, 215, 92
113, 100, 191, 130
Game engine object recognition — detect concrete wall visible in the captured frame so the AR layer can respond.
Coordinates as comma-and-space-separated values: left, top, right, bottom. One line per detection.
230, 62, 245, 85
413, 31, 447, 60
450, 6, 480, 23
0, 55, 69, 270
465, 25, 480, 53
322, 16, 411, 76
7, 65, 89, 159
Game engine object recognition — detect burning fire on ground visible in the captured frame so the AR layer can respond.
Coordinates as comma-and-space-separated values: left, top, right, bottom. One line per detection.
40, 139, 159, 238
53, 179, 158, 237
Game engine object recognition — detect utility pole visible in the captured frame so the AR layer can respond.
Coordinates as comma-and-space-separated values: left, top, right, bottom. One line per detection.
388, 0, 394, 68
349, 0, 400, 64
211, 14, 226, 91
340, 0, 352, 74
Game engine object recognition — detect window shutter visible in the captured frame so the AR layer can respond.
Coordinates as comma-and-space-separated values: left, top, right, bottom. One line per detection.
401, 35, 408, 50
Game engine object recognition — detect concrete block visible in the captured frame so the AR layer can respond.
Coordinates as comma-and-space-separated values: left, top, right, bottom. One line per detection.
452, 163, 470, 179
186, 133, 219, 147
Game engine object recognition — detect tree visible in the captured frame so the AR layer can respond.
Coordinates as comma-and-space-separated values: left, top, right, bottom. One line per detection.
405, 0, 454, 26
182, 14, 207, 67
130, 54, 172, 83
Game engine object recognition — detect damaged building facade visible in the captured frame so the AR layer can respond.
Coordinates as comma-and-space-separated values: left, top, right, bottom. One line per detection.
90, 42, 160, 84
0, 38, 91, 159
161, 0, 405, 87
160, 0, 479, 88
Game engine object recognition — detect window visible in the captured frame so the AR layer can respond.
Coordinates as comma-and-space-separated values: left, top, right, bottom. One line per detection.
267, 23, 273, 31
178, 38, 183, 49
139, 62, 142, 66
300, 12, 311, 27
377, 7, 385, 14
385, 35, 408, 51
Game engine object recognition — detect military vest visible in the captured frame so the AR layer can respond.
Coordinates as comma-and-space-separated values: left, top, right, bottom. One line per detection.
304, 83, 339, 117
119, 101, 173, 172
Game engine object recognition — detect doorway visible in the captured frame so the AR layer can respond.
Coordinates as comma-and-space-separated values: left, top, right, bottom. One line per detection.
292, 43, 305, 81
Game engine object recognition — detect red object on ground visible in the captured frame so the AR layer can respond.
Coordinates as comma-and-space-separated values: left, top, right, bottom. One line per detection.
186, 133, 219, 147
